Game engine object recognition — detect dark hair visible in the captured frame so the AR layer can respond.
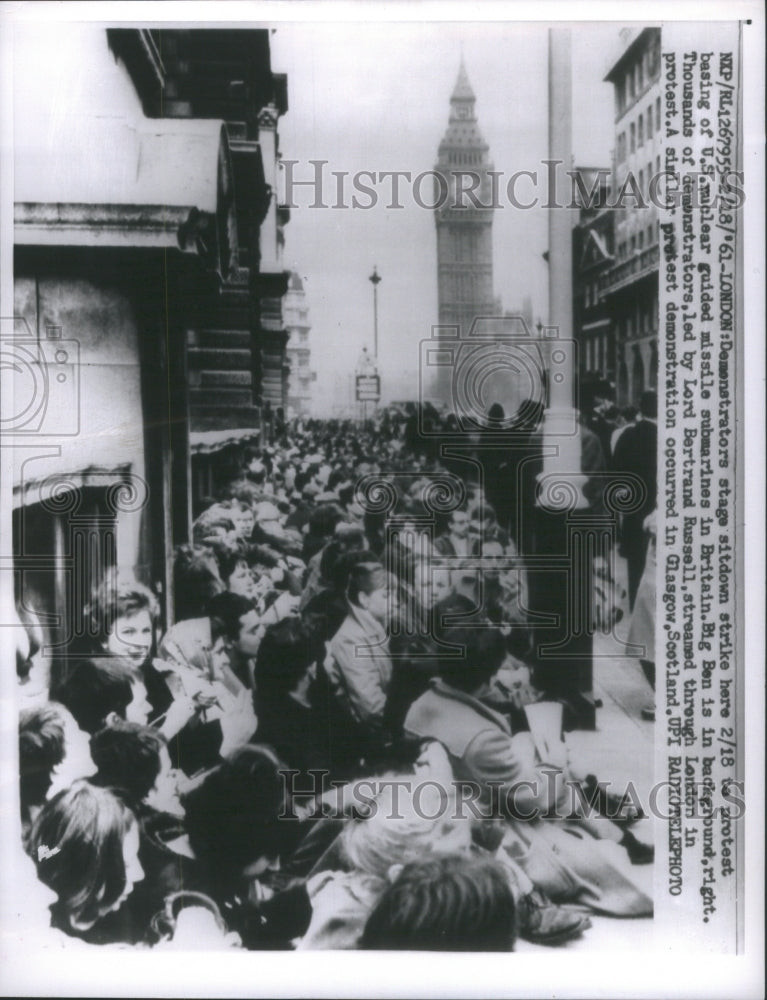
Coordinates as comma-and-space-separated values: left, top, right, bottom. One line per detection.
84, 579, 159, 649
173, 545, 224, 620
184, 745, 289, 884
639, 390, 658, 420
433, 596, 506, 693
346, 561, 388, 607
360, 853, 516, 951
90, 721, 166, 806
213, 541, 251, 586
254, 617, 321, 710
27, 781, 138, 932
56, 656, 139, 734
19, 704, 68, 814
207, 592, 256, 642
306, 503, 345, 539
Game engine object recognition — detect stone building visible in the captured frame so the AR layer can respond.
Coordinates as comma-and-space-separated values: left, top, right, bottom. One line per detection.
10, 25, 288, 640
601, 27, 661, 405
571, 166, 615, 399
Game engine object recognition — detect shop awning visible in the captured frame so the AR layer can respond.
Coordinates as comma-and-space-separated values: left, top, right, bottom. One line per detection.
190, 427, 261, 456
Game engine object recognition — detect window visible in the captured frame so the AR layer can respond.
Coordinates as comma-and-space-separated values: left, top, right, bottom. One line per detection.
638, 114, 644, 147
638, 230, 645, 250
656, 97, 661, 130
648, 36, 660, 77
646, 104, 653, 136
648, 224, 654, 245
630, 235, 636, 254
630, 122, 636, 153
639, 169, 644, 194
627, 68, 635, 99
617, 80, 625, 114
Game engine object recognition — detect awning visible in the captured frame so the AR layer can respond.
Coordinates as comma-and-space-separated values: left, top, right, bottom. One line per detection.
190, 427, 261, 456
12, 463, 138, 510
15, 118, 237, 279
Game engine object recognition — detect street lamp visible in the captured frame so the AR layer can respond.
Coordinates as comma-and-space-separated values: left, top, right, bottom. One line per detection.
369, 266, 381, 359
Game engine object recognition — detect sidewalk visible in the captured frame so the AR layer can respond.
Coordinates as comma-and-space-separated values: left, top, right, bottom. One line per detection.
517, 558, 657, 952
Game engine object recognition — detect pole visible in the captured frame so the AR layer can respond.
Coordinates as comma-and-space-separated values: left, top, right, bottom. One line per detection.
528, 27, 595, 729
369, 266, 381, 360
539, 27, 587, 510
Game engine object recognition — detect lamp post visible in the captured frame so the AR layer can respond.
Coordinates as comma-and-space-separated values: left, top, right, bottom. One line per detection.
369, 266, 381, 360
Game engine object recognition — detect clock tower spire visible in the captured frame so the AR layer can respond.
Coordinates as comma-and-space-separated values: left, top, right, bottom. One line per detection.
432, 60, 496, 404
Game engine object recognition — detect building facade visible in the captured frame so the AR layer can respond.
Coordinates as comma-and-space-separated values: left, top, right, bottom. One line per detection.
10, 25, 289, 648
283, 271, 314, 417
571, 166, 615, 400
601, 27, 661, 405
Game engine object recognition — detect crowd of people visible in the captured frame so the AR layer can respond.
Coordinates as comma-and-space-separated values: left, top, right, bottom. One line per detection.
14, 397, 657, 952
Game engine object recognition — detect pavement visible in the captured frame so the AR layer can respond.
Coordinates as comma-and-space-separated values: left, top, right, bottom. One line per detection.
516, 555, 657, 952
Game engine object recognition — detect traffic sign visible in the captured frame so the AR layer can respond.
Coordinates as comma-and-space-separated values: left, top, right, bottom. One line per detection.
356, 374, 381, 401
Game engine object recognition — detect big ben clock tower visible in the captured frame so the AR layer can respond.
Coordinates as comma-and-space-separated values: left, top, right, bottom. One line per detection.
432, 59, 496, 406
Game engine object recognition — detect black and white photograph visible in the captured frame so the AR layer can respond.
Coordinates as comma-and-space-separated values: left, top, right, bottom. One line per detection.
0, 3, 763, 997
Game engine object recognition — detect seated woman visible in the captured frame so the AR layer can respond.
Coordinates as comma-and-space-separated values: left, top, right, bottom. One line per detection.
19, 702, 96, 836
27, 781, 145, 944
360, 853, 517, 952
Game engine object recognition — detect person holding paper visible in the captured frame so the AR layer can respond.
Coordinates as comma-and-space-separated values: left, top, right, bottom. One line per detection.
404, 598, 653, 916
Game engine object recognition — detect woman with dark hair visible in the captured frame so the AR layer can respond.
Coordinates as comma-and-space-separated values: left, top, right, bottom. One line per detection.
27, 780, 144, 943
84, 578, 160, 669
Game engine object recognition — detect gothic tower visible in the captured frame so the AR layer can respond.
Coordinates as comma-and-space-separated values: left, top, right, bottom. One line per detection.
432, 59, 496, 405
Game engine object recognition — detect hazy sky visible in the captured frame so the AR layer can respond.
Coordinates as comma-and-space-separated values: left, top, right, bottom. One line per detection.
271, 22, 629, 414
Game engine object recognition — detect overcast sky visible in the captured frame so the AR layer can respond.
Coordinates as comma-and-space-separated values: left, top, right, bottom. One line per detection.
272, 22, 629, 414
